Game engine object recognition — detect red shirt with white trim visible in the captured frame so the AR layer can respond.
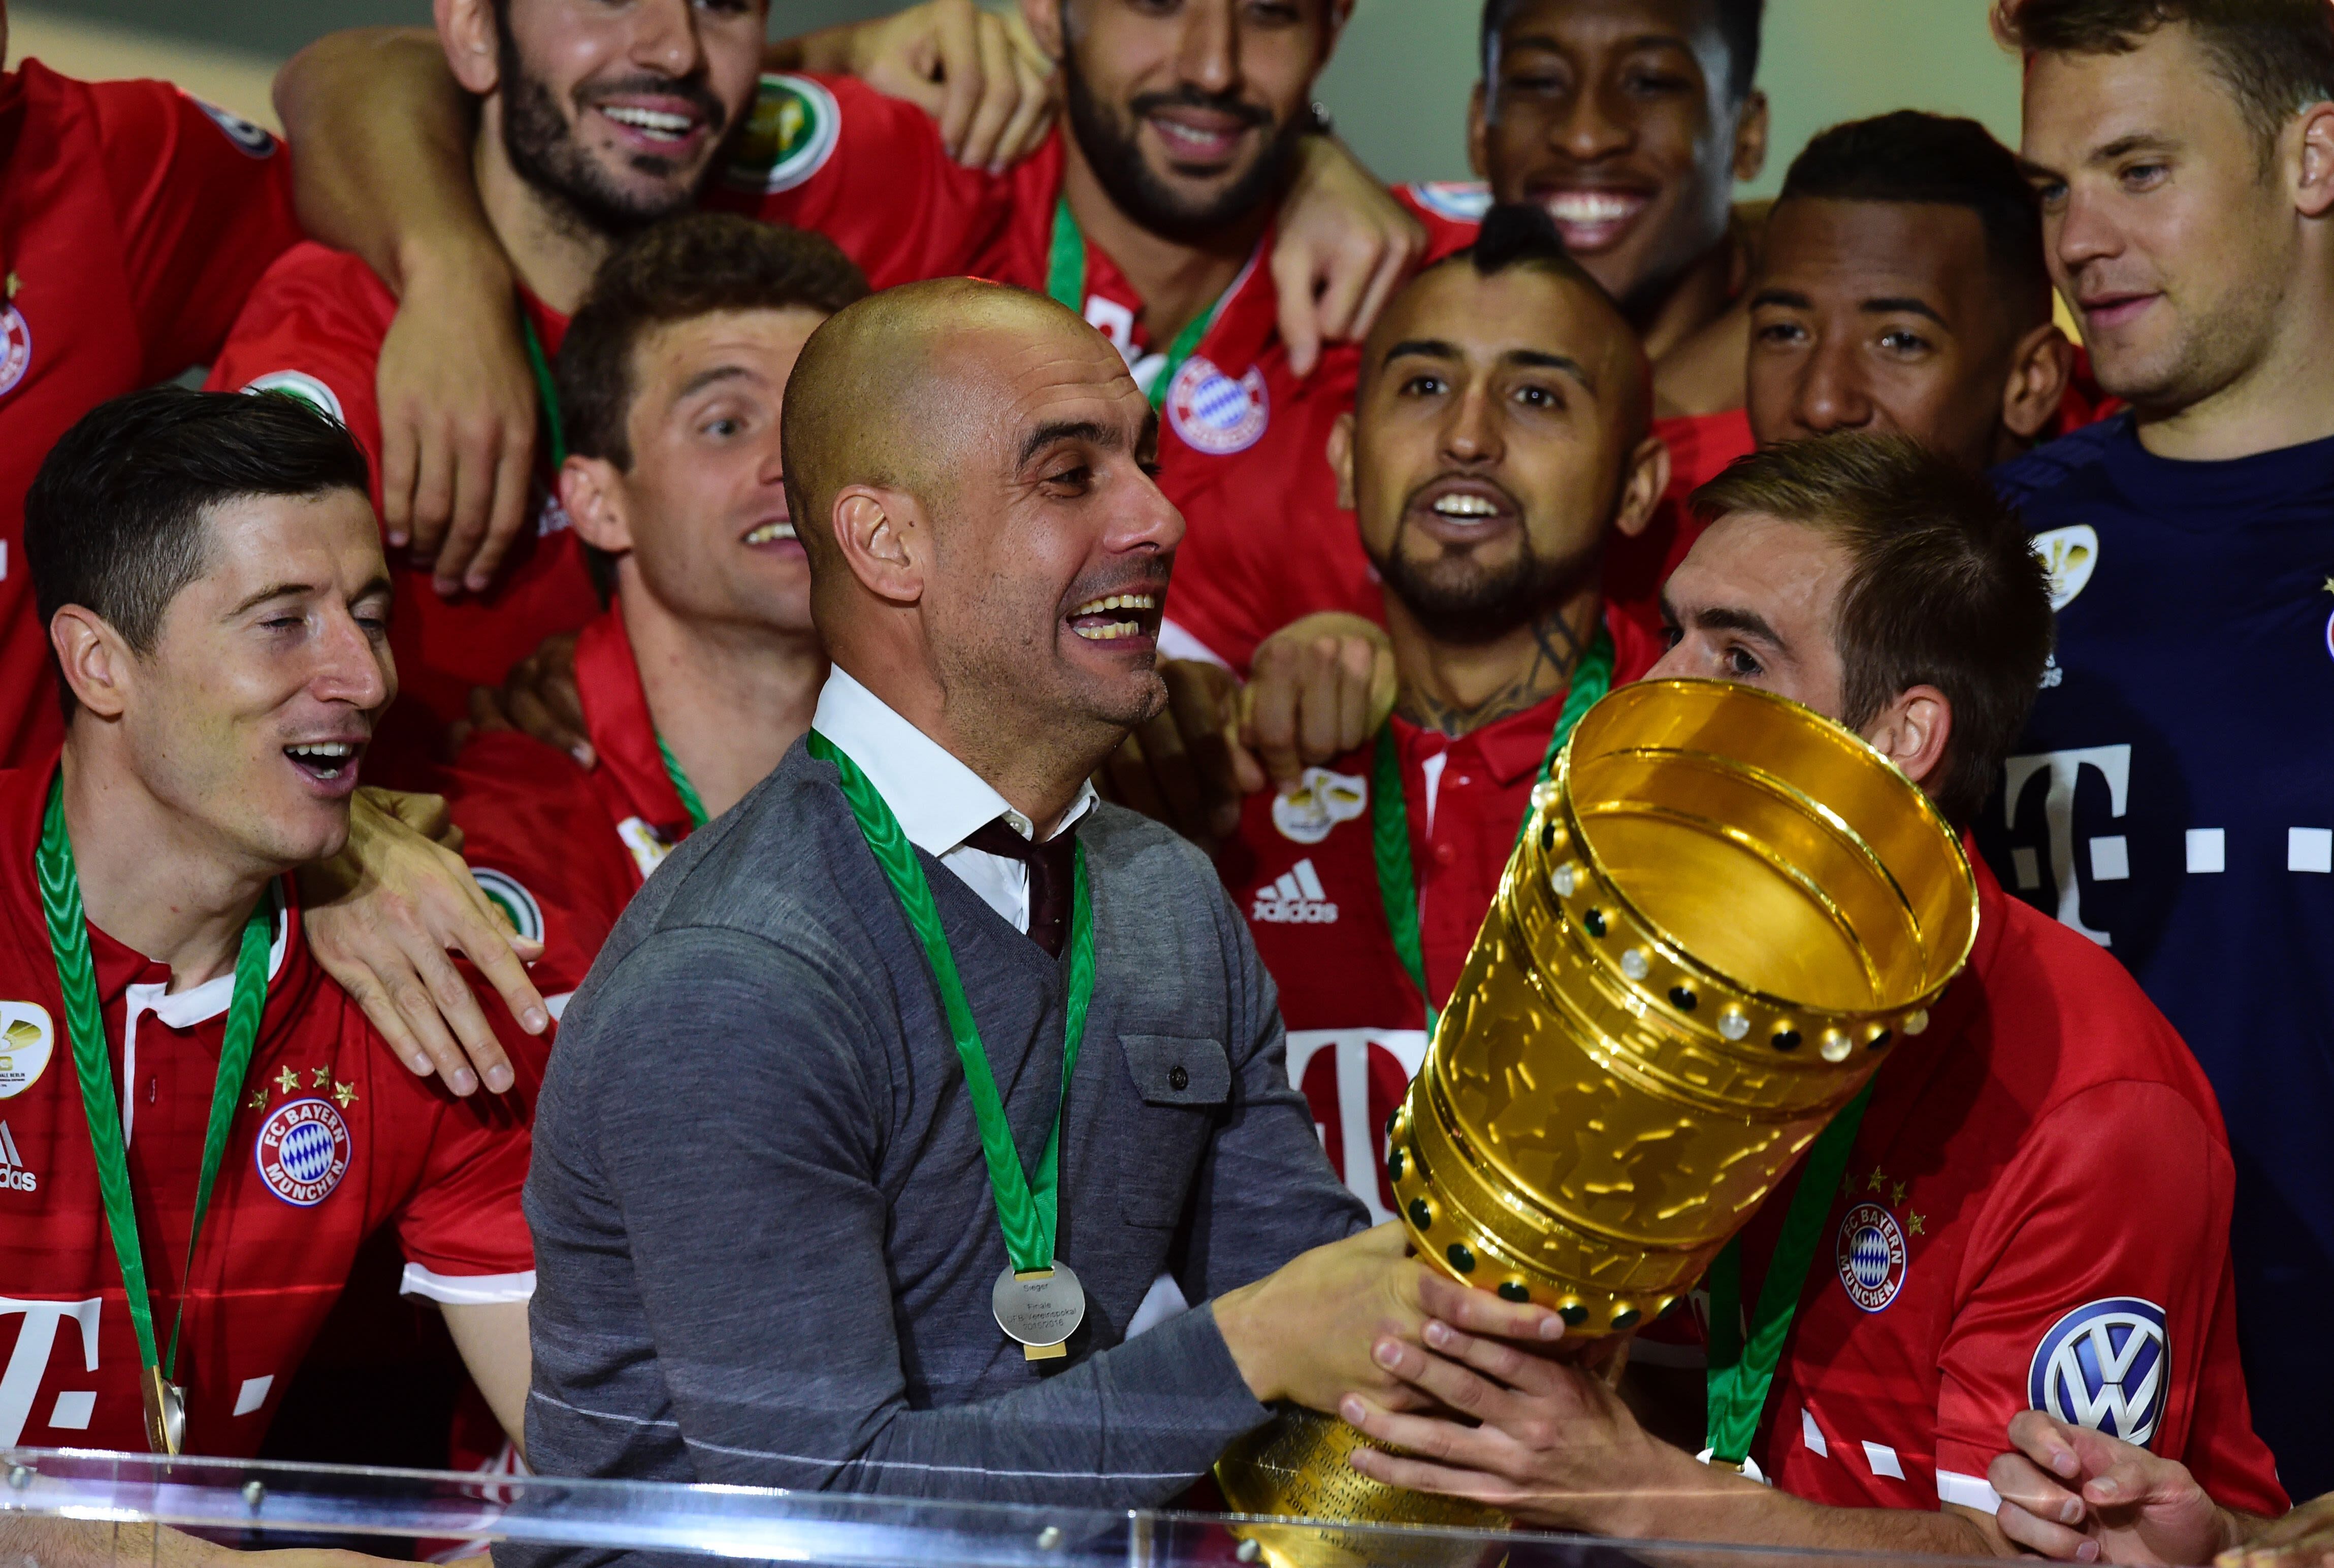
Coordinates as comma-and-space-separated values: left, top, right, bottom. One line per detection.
1731, 853, 2286, 1518
432, 606, 676, 1005
0, 756, 538, 1457
204, 251, 599, 773
721, 77, 1374, 672
1217, 607, 1663, 1218
0, 63, 301, 769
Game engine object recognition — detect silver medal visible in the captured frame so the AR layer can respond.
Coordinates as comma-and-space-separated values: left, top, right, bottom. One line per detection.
993, 1261, 1086, 1354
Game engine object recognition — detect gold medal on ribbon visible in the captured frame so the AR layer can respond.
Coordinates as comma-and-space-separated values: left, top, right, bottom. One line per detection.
141, 1365, 185, 1456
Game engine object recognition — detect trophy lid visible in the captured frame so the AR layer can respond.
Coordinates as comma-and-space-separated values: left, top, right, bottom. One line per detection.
1557, 678, 1977, 1022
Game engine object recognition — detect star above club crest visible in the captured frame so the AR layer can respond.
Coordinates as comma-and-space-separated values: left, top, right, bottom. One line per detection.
1866, 1165, 1887, 1193
246, 1088, 267, 1110
333, 1081, 358, 1108
1891, 1181, 1907, 1207
1908, 1213, 1926, 1235
312, 1065, 330, 1088
276, 1066, 299, 1093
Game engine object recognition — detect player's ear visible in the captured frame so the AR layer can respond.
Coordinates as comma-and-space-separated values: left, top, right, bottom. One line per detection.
1466, 82, 1489, 180
2291, 101, 2334, 219
2000, 321, 2076, 444
1018, 0, 1064, 65
1860, 684, 1953, 795
1612, 434, 1671, 541
50, 607, 135, 722
1326, 411, 1357, 511
559, 456, 635, 557
830, 485, 927, 608
1730, 89, 1770, 184
438, 0, 501, 95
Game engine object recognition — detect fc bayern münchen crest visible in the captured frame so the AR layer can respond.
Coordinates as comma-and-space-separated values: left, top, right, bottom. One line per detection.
2028, 1297, 2168, 1446
1168, 356, 1270, 456
0, 305, 30, 399
255, 1097, 352, 1207
1836, 1201, 1907, 1312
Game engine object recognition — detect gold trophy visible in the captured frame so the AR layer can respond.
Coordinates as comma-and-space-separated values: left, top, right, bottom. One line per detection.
1215, 679, 1978, 1561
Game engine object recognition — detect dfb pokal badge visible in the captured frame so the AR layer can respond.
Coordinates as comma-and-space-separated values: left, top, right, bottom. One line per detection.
1168, 356, 1269, 455
256, 1097, 351, 1206
1836, 1201, 1907, 1312
0, 305, 30, 399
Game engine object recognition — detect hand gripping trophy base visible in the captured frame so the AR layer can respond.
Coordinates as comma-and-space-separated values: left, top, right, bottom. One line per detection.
1213, 682, 1976, 1566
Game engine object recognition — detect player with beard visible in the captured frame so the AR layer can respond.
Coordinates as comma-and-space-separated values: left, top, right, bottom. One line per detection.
1217, 206, 1668, 1218
1982, 0, 2334, 1495
206, 0, 782, 768
1393, 0, 1770, 636
277, 0, 1429, 679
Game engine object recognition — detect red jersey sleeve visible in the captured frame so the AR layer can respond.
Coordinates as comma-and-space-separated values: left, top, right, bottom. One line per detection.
703, 73, 1008, 289
435, 731, 641, 1007
202, 244, 395, 503
391, 1026, 539, 1295
1392, 182, 1486, 264
1934, 1080, 2286, 1514
88, 81, 302, 381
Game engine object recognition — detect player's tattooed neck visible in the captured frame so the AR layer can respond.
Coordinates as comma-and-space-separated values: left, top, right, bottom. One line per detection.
1399, 605, 1586, 738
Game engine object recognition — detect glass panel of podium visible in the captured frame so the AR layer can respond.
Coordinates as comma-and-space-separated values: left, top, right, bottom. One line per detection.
2, 1448, 2007, 1568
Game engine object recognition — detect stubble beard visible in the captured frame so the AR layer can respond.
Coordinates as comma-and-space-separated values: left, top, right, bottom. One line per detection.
1059, 46, 1301, 245
1372, 520, 1597, 647
495, 26, 720, 240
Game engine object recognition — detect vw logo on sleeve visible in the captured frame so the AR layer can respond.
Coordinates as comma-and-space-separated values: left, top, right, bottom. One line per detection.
2027, 1296, 2169, 1446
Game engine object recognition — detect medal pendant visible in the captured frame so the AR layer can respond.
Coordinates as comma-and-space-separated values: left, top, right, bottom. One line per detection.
993, 1261, 1085, 1360
141, 1366, 185, 1456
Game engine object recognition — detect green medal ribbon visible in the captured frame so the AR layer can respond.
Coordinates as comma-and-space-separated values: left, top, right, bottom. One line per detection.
37, 774, 272, 1451
1047, 198, 1236, 412
656, 734, 711, 831
1702, 1078, 1877, 1467
520, 313, 568, 470
1369, 627, 1614, 1036
806, 730, 1094, 1274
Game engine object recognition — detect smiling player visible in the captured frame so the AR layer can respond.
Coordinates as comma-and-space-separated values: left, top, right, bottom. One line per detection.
437, 215, 865, 987
1218, 205, 1668, 1217
0, 387, 536, 1463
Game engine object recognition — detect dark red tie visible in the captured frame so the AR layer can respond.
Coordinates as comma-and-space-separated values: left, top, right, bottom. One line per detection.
963, 816, 1080, 958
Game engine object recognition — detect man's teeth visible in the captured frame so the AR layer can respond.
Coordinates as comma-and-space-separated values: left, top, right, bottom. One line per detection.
601, 105, 695, 140
1432, 494, 1502, 518
287, 742, 356, 775
1546, 191, 1644, 223
743, 521, 797, 545
1072, 593, 1156, 616
1070, 592, 1156, 641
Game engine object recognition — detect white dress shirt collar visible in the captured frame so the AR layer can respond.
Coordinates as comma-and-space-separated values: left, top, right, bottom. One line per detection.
809, 667, 1096, 932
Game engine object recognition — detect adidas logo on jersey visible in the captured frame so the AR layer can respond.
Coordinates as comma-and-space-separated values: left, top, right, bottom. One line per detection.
0, 1122, 35, 1193
1252, 860, 1338, 924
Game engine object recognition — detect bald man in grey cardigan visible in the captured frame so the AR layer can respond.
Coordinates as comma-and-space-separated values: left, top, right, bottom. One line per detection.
514, 281, 1566, 1523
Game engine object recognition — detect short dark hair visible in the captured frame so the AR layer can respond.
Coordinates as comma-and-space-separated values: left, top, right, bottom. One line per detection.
1690, 433, 2053, 823
1482, 0, 1763, 102
1777, 111, 2051, 325
1996, 0, 2334, 161
558, 212, 869, 471
1457, 201, 1606, 293
25, 386, 373, 717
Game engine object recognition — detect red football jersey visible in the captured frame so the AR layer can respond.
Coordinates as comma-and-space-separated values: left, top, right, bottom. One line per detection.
0, 758, 537, 1457
722, 77, 1373, 672
0, 63, 301, 769
1218, 607, 1663, 1219
1725, 854, 2287, 1518
432, 609, 672, 1004
205, 249, 600, 772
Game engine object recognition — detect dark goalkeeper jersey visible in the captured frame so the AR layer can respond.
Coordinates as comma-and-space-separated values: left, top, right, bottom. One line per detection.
1981, 413, 2334, 1495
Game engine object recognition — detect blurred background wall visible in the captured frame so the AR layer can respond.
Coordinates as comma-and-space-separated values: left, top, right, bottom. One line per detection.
9, 0, 2025, 192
